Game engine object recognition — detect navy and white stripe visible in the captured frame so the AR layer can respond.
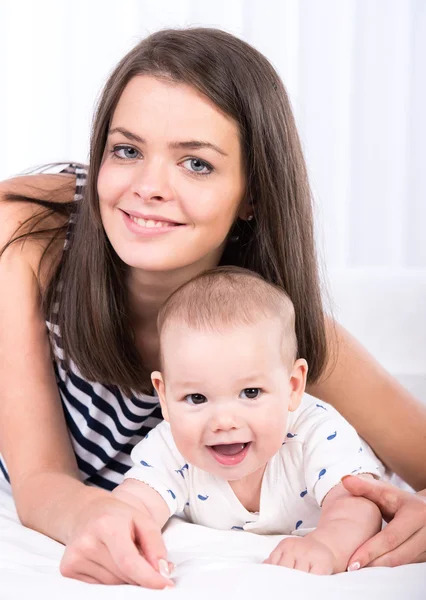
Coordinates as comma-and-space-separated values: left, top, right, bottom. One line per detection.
0, 164, 162, 490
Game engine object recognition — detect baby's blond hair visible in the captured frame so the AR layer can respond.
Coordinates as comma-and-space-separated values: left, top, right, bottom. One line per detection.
157, 266, 298, 366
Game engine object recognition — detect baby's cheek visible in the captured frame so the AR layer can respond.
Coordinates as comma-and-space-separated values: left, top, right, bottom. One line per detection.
258, 408, 288, 448
170, 424, 197, 457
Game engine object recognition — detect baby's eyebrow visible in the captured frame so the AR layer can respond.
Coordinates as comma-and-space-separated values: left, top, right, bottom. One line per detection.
176, 382, 205, 390
108, 126, 228, 156
236, 374, 265, 384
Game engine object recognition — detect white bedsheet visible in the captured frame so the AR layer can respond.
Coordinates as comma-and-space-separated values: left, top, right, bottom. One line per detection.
1, 482, 425, 599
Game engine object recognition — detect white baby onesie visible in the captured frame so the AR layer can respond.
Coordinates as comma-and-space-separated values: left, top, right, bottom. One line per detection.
124, 396, 383, 535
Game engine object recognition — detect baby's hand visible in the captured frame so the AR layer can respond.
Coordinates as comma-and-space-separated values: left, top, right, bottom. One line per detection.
263, 536, 338, 575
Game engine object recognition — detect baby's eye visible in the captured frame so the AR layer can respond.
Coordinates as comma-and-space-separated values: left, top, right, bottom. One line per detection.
239, 388, 261, 399
184, 393, 207, 405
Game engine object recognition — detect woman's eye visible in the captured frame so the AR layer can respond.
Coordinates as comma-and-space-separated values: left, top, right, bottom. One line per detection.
113, 145, 141, 160
182, 158, 213, 176
184, 393, 207, 405
240, 388, 261, 399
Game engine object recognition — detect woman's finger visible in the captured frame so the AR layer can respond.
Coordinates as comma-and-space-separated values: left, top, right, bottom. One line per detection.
61, 545, 130, 585
74, 562, 126, 585
61, 533, 136, 585
366, 530, 426, 567
348, 507, 423, 569
133, 515, 172, 574
97, 542, 143, 585
103, 524, 173, 588
342, 475, 405, 520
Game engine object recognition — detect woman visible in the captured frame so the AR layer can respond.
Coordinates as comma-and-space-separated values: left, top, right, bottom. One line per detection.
0, 27, 425, 588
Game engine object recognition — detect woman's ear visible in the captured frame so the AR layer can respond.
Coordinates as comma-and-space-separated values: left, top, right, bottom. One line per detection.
237, 197, 253, 221
288, 359, 308, 412
151, 371, 169, 422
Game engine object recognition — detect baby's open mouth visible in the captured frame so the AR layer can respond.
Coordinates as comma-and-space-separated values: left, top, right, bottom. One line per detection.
209, 442, 249, 456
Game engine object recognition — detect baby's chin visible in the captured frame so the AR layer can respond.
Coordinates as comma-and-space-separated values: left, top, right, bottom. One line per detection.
203, 454, 268, 483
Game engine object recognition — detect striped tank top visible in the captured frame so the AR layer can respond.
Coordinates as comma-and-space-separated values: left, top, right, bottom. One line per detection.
0, 164, 163, 490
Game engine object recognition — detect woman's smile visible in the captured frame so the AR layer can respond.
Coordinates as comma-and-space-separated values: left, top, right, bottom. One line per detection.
121, 209, 187, 236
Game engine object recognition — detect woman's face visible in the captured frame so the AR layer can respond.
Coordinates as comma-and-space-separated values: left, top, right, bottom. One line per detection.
98, 75, 247, 274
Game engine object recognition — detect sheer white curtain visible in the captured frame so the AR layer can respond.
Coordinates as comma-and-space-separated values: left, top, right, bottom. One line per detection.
1, 0, 425, 394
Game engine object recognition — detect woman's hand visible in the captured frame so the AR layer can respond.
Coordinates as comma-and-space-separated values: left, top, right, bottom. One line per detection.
60, 495, 174, 588
342, 475, 426, 568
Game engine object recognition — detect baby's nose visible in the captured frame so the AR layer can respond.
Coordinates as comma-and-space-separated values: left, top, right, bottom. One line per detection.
209, 406, 240, 432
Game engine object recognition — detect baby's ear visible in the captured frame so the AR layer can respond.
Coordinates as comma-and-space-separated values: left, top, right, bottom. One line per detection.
151, 371, 169, 421
288, 359, 308, 412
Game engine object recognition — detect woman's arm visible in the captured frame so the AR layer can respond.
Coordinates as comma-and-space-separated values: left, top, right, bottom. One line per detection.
0, 190, 107, 543
307, 320, 426, 490
0, 188, 175, 587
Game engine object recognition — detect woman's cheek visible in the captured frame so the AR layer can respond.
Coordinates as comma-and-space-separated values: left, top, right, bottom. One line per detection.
98, 166, 126, 203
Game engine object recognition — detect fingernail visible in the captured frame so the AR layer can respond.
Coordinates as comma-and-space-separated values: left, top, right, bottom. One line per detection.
158, 558, 172, 578
347, 561, 361, 572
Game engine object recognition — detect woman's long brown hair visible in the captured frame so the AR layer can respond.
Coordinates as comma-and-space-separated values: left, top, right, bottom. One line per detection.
1, 27, 328, 396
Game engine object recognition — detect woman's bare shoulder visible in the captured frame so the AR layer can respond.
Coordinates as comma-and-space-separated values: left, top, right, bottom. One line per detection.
0, 172, 76, 205
0, 173, 76, 282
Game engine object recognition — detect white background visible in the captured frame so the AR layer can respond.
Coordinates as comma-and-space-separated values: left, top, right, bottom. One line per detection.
1, 0, 425, 398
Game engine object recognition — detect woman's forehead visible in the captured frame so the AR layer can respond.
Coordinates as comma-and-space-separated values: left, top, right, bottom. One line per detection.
110, 75, 240, 150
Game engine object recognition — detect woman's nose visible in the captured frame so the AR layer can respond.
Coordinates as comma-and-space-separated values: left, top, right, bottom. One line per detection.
130, 159, 174, 203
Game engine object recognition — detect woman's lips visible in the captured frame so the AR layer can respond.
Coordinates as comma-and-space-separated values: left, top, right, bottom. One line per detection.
122, 208, 183, 225
121, 210, 185, 236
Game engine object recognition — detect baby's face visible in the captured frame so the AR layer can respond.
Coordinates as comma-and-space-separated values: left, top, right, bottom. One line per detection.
153, 319, 306, 482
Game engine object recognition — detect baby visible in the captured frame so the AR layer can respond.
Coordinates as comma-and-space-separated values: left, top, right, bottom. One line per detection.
113, 267, 383, 575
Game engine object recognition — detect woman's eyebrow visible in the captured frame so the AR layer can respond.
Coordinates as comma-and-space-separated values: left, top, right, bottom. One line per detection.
170, 140, 228, 157
108, 126, 228, 156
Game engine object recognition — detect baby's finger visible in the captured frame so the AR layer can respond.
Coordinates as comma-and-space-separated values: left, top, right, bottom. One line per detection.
366, 530, 426, 568
264, 548, 283, 566
309, 562, 333, 575
74, 575, 102, 584
276, 552, 297, 570
348, 513, 421, 569
293, 557, 311, 573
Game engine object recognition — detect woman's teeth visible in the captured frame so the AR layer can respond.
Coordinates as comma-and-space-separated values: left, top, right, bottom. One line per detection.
129, 215, 177, 228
